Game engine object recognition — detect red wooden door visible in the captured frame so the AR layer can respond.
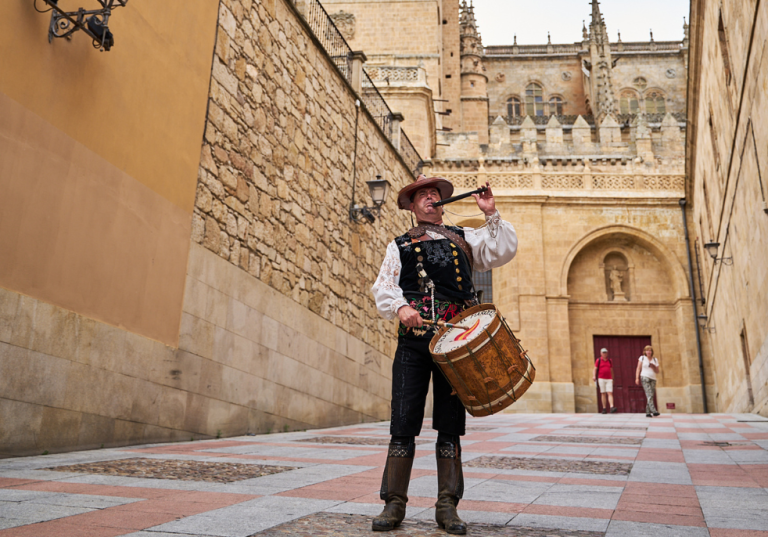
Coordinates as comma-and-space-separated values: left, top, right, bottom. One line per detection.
593, 335, 654, 413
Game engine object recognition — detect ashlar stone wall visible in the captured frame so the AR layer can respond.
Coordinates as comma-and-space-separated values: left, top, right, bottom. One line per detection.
192, 0, 413, 358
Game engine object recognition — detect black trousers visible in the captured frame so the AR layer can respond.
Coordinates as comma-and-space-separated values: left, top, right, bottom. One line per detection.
390, 336, 466, 437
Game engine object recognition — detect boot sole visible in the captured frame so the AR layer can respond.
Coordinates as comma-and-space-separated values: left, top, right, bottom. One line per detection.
437, 521, 467, 535
372, 521, 401, 531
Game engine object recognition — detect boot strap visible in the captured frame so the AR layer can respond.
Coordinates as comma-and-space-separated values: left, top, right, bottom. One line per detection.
436, 442, 459, 459
389, 443, 415, 458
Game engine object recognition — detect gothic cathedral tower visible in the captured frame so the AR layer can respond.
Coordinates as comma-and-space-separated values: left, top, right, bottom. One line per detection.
459, 1, 489, 144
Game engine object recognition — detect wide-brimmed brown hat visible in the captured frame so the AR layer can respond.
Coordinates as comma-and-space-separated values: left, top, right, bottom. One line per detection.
397, 176, 454, 210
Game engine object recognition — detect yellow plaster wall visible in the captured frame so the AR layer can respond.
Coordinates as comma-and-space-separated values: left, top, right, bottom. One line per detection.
0, 1, 219, 344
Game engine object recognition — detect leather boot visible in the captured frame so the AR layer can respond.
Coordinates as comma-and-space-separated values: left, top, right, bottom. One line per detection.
435, 441, 467, 535
372, 441, 415, 531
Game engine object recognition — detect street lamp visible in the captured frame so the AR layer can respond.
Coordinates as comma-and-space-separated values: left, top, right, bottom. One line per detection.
697, 313, 715, 333
703, 241, 733, 265
350, 175, 391, 224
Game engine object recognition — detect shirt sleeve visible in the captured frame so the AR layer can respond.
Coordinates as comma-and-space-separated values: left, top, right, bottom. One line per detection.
371, 240, 408, 320
463, 210, 518, 273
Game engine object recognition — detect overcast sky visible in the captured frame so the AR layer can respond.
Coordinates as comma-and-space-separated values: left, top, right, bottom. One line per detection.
472, 0, 690, 46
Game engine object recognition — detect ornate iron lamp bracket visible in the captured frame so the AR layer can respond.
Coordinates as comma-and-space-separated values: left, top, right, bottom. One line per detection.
37, 0, 128, 51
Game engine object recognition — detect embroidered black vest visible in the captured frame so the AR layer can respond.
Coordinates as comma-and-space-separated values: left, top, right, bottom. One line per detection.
394, 226, 475, 303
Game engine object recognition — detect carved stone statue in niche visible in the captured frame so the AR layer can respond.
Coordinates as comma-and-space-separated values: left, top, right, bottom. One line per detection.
603, 251, 630, 301
330, 11, 355, 41
608, 266, 627, 301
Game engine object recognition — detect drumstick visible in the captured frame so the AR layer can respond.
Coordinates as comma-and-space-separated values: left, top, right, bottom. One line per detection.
422, 319, 473, 330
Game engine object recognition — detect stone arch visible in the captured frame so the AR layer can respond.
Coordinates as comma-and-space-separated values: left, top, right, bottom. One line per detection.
643, 87, 667, 114
504, 95, 523, 117
524, 81, 545, 116
619, 88, 640, 114
559, 225, 689, 299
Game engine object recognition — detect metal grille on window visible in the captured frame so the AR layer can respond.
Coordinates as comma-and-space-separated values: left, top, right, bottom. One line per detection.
473, 269, 493, 304
507, 97, 521, 118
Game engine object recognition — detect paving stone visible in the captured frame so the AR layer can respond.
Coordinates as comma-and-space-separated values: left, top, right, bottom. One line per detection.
0, 489, 60, 502
124, 531, 215, 537
411, 507, 514, 526
206, 445, 373, 460
28, 493, 143, 509
249, 512, 604, 536
704, 515, 768, 530
628, 461, 692, 485
727, 451, 768, 463
565, 426, 647, 431
532, 487, 621, 510
47, 458, 298, 483
498, 444, 555, 453
461, 477, 553, 503
0, 502, 94, 522
465, 456, 633, 476
151, 496, 339, 536
295, 436, 430, 446
539, 445, 597, 455
696, 486, 768, 511
682, 450, 737, 464
509, 514, 610, 532
0, 518, 38, 530
324, 502, 395, 517
605, 520, 709, 537
532, 436, 643, 445
59, 474, 216, 490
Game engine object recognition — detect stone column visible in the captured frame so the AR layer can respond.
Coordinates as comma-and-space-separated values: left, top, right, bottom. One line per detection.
349, 51, 367, 95
547, 296, 575, 413
390, 112, 404, 150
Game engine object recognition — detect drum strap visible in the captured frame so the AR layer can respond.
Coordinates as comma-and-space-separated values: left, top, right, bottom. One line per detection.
408, 224, 474, 270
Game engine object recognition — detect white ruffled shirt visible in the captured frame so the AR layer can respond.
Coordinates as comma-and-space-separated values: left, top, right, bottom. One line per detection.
371, 211, 518, 320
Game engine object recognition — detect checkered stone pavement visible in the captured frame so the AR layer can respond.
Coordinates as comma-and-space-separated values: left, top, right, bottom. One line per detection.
0, 413, 767, 536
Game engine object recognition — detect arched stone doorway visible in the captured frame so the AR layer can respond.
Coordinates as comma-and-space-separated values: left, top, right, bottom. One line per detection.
561, 226, 697, 413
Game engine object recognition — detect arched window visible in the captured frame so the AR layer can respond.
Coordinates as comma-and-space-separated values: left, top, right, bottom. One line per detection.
507, 97, 522, 118
619, 90, 639, 114
645, 90, 666, 114
548, 96, 563, 115
525, 83, 544, 116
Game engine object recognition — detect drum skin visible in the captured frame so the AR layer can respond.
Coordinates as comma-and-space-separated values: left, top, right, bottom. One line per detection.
429, 304, 535, 417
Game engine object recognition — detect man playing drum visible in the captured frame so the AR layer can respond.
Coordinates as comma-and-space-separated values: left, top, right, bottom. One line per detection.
370, 175, 518, 534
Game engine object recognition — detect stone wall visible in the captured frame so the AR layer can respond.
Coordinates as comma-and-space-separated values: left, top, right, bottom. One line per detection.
0, 0, 418, 456
193, 0, 413, 359
686, 0, 768, 415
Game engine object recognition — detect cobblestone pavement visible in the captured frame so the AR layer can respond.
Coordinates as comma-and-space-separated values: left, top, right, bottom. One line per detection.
1, 413, 767, 536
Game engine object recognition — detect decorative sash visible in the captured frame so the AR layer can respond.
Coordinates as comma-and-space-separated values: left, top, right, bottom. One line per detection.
407, 223, 474, 270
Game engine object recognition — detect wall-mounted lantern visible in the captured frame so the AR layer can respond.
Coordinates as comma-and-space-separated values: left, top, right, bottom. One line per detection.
35, 0, 128, 51
350, 175, 391, 224
703, 241, 733, 265
697, 314, 716, 333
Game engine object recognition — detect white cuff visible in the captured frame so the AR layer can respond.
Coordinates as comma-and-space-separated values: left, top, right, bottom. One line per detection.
486, 210, 501, 238
391, 298, 409, 317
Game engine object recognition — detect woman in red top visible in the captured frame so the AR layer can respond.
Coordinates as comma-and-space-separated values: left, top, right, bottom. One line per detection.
592, 348, 617, 413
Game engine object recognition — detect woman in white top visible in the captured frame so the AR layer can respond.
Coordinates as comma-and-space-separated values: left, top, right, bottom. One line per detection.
635, 345, 660, 417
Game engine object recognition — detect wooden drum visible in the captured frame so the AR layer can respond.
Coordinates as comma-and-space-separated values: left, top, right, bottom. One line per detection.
429, 304, 535, 417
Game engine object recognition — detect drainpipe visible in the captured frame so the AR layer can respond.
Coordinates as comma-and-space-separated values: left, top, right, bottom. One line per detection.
679, 199, 708, 413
